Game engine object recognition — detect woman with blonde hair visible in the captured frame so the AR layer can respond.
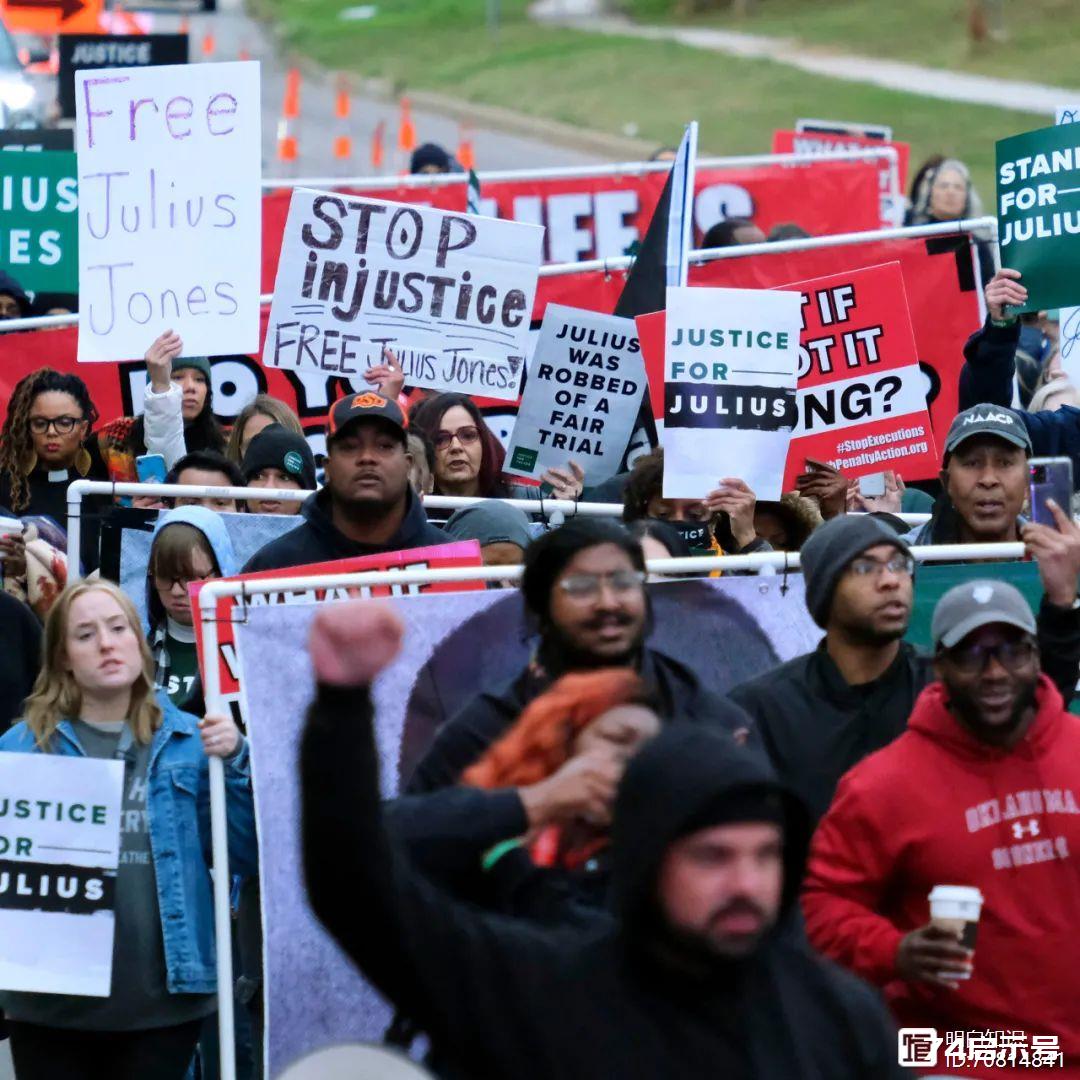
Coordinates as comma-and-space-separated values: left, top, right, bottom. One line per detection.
0, 579, 255, 1079
225, 393, 305, 465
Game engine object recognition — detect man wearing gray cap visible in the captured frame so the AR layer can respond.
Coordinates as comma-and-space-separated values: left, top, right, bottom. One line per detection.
730, 513, 1080, 822
904, 404, 1032, 546
804, 579, 1080, 1061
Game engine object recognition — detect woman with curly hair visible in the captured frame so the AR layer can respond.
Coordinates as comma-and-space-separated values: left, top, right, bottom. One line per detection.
0, 368, 110, 572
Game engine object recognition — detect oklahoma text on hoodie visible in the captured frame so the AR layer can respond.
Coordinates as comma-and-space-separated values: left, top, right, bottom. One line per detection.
803, 676, 1080, 1076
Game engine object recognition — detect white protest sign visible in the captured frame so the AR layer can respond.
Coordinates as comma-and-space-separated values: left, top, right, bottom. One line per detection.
662, 285, 802, 501
75, 61, 261, 362
0, 752, 123, 995
1056, 106, 1080, 125
1052, 107, 1080, 367
263, 188, 544, 401
504, 305, 644, 485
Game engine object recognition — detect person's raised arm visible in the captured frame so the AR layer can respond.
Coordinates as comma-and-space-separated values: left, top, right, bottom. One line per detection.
958, 270, 1025, 411
142, 330, 187, 468
302, 602, 567, 1058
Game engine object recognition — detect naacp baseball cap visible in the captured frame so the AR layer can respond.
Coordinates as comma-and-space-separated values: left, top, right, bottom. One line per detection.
327, 391, 407, 445
943, 405, 1032, 460
931, 579, 1037, 650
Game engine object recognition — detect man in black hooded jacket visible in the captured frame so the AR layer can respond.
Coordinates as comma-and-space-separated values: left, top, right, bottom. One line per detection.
243, 391, 444, 572
301, 600, 903, 1080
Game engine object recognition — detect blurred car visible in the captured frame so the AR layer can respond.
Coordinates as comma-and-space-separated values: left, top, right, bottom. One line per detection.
0, 18, 49, 127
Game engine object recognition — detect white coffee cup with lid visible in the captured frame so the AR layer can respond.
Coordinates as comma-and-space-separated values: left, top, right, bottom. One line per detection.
928, 885, 984, 976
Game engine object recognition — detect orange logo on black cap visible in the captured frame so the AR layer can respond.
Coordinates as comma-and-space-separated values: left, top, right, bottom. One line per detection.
350, 393, 386, 409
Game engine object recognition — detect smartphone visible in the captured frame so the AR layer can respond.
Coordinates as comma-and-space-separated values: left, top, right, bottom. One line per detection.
1028, 457, 1073, 527
136, 453, 168, 484
858, 472, 887, 498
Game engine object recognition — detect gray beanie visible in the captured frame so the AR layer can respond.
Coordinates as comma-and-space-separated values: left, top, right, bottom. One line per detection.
443, 501, 533, 551
800, 516, 910, 627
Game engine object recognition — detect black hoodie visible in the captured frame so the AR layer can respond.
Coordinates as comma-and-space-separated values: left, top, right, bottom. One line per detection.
302, 684, 904, 1080
242, 486, 446, 572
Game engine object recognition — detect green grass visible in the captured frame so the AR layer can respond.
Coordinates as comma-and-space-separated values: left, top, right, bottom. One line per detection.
619, 0, 1080, 86
258, 0, 1047, 198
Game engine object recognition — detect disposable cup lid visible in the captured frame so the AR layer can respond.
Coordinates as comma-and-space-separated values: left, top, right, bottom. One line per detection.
928, 885, 984, 908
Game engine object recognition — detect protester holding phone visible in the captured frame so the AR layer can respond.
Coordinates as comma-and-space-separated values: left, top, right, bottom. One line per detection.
0, 579, 255, 1080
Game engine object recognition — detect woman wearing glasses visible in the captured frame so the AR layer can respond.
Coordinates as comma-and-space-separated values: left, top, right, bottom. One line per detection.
409, 394, 585, 516
145, 506, 238, 712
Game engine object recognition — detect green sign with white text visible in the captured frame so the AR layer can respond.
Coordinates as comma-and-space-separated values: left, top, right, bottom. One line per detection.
997, 124, 1080, 313
0, 150, 78, 293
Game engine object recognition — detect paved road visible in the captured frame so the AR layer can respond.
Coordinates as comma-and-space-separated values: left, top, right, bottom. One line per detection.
534, 0, 1079, 115
166, 0, 605, 180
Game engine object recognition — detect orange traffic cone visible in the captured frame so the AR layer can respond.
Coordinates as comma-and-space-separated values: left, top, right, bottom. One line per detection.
456, 124, 475, 171
179, 15, 190, 34
201, 31, 216, 59
276, 67, 301, 168
395, 97, 414, 170
371, 120, 386, 171
238, 46, 251, 62
332, 74, 353, 164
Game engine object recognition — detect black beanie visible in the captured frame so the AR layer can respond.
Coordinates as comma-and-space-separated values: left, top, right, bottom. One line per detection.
241, 424, 316, 490
676, 784, 786, 842
799, 515, 910, 627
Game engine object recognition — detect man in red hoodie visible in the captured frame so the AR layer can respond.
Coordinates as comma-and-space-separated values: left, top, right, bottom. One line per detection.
803, 577, 1080, 1076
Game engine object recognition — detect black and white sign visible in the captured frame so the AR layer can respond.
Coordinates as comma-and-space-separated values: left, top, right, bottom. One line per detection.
263, 188, 544, 401
59, 33, 190, 119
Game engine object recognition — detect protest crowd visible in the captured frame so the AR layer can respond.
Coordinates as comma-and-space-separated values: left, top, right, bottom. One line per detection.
0, 23, 1080, 1080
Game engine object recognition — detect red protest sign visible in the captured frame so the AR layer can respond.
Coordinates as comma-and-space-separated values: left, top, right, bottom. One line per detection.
777, 262, 939, 488
771, 130, 910, 227
191, 540, 484, 710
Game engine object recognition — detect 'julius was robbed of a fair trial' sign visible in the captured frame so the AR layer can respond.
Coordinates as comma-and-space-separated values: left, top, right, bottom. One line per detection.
663, 286, 802, 501
262, 189, 544, 401
75, 62, 261, 362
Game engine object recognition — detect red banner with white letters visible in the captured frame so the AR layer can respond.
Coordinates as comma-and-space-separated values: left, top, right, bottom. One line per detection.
258, 158, 880, 288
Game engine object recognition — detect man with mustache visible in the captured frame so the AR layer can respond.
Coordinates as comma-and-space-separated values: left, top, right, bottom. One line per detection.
243, 391, 444, 571
803, 580, 1080, 1073
731, 512, 1080, 823
301, 599, 903, 1080
407, 517, 751, 793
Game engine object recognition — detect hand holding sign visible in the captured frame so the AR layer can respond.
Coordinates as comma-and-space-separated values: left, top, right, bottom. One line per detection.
362, 346, 405, 400
145, 329, 184, 392
541, 460, 586, 500
703, 478, 757, 550
984, 268, 1028, 322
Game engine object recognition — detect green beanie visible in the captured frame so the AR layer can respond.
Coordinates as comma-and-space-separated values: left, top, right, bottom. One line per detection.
170, 356, 212, 381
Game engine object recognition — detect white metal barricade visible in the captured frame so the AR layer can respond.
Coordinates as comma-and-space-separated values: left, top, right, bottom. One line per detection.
0, 217, 994, 336
196, 536, 1024, 1073
260, 147, 901, 194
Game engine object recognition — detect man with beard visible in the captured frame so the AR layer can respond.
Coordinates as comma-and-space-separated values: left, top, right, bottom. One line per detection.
243, 392, 444, 571
407, 517, 752, 793
730, 514, 1080, 823
300, 600, 904, 1080
803, 580, 1080, 1073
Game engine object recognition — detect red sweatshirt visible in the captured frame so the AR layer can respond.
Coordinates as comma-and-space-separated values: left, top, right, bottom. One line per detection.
803, 675, 1080, 1077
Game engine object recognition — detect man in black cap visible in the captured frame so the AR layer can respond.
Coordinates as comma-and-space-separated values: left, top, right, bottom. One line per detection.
243, 391, 444, 571
903, 404, 1032, 546
731, 512, 1080, 822
0, 270, 31, 320
404, 517, 752, 791
241, 424, 317, 516
300, 599, 904, 1080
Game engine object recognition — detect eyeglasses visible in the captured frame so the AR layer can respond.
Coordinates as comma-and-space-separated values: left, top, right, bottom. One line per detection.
557, 569, 646, 600
433, 426, 480, 451
153, 570, 215, 591
943, 638, 1036, 675
848, 553, 915, 578
29, 415, 82, 435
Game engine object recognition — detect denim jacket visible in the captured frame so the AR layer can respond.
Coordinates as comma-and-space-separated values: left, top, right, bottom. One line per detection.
0, 695, 256, 994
